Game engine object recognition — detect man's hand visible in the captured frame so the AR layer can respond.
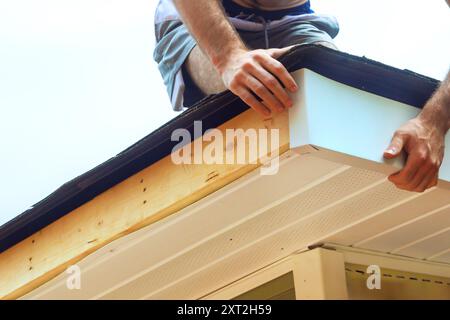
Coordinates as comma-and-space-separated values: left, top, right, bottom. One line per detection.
384, 69, 449, 192
217, 47, 298, 117
384, 117, 446, 192
174, 0, 298, 116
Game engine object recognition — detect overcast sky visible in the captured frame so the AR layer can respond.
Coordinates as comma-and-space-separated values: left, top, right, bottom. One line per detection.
0, 0, 449, 227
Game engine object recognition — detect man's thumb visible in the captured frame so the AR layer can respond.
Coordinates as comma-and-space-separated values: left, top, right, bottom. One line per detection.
268, 47, 292, 59
384, 134, 405, 159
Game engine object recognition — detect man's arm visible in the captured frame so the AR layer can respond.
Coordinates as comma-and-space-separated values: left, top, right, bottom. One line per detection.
384, 71, 450, 192
173, 0, 298, 116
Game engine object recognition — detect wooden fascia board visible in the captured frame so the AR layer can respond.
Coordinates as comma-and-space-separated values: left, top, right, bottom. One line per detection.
0, 109, 290, 299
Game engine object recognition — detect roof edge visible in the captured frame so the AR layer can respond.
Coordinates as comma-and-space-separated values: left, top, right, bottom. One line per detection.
0, 44, 440, 253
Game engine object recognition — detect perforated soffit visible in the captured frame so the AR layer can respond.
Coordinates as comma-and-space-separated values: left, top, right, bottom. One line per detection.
23, 70, 450, 300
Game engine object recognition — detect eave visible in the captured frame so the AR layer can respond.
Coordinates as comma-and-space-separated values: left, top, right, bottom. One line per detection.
0, 45, 447, 299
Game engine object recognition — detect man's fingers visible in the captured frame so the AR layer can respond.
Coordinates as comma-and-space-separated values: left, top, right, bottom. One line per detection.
413, 169, 436, 192
426, 174, 439, 189
410, 154, 440, 192
388, 145, 441, 192
244, 74, 284, 113
388, 150, 423, 186
245, 63, 293, 109
255, 54, 298, 93
232, 86, 271, 117
384, 133, 407, 159
409, 163, 435, 192
391, 168, 438, 192
267, 47, 294, 59
384, 117, 445, 193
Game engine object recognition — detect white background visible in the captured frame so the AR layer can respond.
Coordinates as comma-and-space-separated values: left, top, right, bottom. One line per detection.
0, 0, 449, 226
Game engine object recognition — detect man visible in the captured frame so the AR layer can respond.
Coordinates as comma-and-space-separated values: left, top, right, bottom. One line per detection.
153, 0, 449, 193
154, 0, 338, 112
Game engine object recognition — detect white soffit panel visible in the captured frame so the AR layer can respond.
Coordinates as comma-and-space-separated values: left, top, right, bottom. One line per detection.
22, 69, 450, 300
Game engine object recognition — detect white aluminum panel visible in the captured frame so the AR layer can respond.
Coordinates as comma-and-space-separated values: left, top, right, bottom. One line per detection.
289, 69, 450, 181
